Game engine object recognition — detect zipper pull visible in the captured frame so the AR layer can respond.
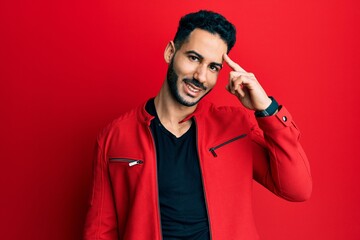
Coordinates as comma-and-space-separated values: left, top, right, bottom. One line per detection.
209, 148, 217, 157
129, 160, 143, 167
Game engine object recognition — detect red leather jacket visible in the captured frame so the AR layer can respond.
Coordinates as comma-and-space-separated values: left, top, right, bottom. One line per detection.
84, 100, 312, 240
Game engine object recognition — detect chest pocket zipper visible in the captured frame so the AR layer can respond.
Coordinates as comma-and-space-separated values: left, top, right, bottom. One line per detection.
209, 134, 247, 157
109, 158, 144, 167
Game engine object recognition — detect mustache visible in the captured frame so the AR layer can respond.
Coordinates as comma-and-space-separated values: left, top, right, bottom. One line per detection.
183, 78, 207, 91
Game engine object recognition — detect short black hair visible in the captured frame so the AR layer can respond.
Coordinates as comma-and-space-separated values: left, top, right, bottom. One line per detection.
173, 10, 236, 53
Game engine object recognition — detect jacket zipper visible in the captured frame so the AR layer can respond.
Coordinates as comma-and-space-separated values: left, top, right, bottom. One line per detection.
209, 134, 247, 157
147, 126, 163, 240
109, 158, 143, 167
194, 118, 213, 240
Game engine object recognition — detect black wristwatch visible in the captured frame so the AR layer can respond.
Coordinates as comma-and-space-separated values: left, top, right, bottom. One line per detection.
254, 96, 279, 117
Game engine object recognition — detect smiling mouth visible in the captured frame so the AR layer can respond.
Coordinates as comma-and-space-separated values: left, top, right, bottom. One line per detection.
186, 83, 201, 93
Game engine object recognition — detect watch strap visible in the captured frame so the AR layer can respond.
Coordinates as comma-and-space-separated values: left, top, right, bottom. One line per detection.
254, 96, 279, 117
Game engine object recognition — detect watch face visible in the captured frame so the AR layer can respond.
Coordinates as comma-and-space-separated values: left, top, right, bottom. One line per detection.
255, 110, 268, 118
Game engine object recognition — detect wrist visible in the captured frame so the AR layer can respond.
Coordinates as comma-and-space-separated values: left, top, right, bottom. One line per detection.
254, 96, 279, 117
256, 97, 273, 111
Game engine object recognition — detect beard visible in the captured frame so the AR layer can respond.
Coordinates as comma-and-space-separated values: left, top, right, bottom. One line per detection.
166, 59, 210, 107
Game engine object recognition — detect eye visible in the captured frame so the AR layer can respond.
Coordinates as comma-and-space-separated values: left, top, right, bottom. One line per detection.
209, 64, 220, 72
189, 55, 200, 62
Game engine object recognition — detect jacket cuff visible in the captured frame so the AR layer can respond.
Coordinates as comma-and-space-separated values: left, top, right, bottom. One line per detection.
256, 106, 293, 131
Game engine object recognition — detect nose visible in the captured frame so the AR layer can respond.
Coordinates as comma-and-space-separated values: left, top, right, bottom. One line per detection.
193, 64, 207, 83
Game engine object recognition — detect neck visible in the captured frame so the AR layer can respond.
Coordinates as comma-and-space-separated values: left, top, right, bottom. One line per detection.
153, 81, 197, 137
155, 83, 197, 124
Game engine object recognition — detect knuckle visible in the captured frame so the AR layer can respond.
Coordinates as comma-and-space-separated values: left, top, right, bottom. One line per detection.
230, 71, 241, 79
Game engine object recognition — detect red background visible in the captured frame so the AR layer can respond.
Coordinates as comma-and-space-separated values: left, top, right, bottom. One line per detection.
1, 0, 359, 239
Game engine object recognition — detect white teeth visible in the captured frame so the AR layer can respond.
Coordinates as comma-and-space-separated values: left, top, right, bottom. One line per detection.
187, 84, 200, 93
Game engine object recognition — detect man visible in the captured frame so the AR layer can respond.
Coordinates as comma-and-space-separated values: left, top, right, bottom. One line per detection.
84, 10, 312, 240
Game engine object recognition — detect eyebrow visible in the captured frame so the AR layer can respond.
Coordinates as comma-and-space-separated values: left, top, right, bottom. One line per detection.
185, 50, 223, 69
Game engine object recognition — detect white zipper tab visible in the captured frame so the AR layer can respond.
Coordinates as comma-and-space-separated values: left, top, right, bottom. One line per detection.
129, 160, 143, 167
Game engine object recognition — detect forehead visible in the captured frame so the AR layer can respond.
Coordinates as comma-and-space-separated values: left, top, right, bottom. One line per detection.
179, 29, 228, 62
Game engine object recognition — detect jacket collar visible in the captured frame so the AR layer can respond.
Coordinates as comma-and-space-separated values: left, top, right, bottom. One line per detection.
138, 98, 208, 126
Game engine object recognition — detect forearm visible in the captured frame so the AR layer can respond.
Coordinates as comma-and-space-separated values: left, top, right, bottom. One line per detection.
252, 106, 312, 201
84, 141, 119, 240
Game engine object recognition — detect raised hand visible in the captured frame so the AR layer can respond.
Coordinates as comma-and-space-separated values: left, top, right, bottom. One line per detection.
223, 53, 272, 111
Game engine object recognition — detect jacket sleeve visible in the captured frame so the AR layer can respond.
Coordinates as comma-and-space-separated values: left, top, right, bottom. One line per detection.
83, 139, 119, 240
251, 106, 312, 201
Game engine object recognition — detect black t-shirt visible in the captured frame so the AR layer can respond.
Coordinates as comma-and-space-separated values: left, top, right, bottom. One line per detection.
146, 99, 210, 240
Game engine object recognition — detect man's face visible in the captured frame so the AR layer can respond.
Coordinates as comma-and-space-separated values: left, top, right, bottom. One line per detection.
166, 29, 228, 107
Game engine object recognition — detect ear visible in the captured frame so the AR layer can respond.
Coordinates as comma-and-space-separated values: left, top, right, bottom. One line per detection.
164, 41, 176, 64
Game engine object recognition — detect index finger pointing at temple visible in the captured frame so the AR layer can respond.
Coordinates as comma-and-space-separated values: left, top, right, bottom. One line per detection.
223, 53, 246, 73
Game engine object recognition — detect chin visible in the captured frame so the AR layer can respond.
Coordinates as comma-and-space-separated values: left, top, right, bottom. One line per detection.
178, 94, 206, 107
